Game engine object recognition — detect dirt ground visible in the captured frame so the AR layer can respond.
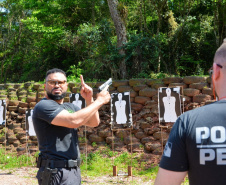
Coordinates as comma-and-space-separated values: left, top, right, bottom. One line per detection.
0, 167, 155, 185
0, 167, 38, 185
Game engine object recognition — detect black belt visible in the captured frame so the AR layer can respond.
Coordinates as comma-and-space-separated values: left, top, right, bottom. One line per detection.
37, 157, 81, 168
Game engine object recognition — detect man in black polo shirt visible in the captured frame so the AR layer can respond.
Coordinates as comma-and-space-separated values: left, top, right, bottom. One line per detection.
155, 40, 226, 185
154, 40, 226, 185
33, 68, 110, 185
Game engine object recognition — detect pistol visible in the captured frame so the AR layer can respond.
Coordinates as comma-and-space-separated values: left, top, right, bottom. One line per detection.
98, 78, 112, 92
41, 167, 57, 185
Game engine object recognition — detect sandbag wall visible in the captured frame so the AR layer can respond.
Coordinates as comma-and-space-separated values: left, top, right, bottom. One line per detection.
0, 76, 214, 155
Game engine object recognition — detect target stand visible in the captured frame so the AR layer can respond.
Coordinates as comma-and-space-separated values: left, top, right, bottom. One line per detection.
110, 92, 133, 178
158, 86, 184, 156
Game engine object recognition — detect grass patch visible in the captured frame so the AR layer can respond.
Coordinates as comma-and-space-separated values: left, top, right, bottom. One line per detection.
0, 146, 188, 184
80, 146, 159, 183
0, 148, 36, 169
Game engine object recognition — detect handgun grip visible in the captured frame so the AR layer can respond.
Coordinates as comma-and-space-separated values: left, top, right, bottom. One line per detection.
102, 85, 109, 91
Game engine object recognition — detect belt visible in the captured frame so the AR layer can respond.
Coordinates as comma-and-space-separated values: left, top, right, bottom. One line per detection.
37, 157, 81, 168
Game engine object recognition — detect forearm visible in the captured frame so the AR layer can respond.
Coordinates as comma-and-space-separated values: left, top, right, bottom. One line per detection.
52, 98, 103, 128
52, 85, 110, 128
83, 98, 100, 127
73, 99, 103, 127
154, 168, 187, 185
77, 76, 110, 128
84, 110, 100, 127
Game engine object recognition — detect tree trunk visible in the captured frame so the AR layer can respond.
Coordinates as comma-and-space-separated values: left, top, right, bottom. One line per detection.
217, 1, 226, 46
107, 0, 127, 79
150, 0, 167, 73
142, 0, 148, 32
91, 1, 95, 26
139, 0, 143, 33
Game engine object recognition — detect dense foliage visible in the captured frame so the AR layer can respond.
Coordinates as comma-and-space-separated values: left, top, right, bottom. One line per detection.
0, 0, 225, 82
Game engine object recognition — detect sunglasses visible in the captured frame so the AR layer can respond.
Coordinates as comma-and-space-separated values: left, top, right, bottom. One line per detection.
46, 80, 67, 86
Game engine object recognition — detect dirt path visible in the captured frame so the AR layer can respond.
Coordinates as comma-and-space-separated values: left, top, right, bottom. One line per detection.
0, 167, 154, 185
0, 167, 38, 185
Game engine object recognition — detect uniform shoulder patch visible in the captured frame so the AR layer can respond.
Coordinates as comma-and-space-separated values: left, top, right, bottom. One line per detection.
163, 141, 172, 157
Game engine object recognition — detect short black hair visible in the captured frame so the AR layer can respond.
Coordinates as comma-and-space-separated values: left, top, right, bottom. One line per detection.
46, 68, 67, 80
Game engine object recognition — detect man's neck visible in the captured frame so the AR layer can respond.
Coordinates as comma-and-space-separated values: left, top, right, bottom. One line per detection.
55, 99, 64, 104
46, 95, 64, 104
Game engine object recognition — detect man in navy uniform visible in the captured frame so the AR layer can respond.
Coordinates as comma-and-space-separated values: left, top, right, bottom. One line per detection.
155, 39, 226, 185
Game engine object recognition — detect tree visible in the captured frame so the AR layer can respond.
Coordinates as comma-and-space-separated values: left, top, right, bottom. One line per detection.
107, 0, 127, 79
213, 0, 226, 46
0, 0, 223, 82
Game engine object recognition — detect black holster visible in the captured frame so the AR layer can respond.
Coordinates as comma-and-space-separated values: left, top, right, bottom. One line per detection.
41, 160, 58, 185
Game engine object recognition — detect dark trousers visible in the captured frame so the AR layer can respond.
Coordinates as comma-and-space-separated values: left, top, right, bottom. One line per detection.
37, 167, 81, 185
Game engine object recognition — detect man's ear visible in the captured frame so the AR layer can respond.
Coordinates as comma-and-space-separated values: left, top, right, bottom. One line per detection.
212, 63, 221, 81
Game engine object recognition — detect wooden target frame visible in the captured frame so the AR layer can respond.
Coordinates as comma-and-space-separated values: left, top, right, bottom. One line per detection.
25, 108, 36, 166
158, 86, 182, 126
158, 86, 185, 156
110, 92, 133, 130
110, 92, 133, 178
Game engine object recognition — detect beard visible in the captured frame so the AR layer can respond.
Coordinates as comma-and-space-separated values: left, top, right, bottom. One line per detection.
46, 89, 66, 100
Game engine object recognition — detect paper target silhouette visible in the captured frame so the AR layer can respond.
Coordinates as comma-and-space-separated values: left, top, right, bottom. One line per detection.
0, 100, 6, 125
110, 92, 133, 129
69, 93, 86, 109
158, 87, 181, 123
26, 109, 36, 136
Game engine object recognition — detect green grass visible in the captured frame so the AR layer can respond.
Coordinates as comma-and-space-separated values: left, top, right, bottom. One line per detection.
0, 148, 37, 169
80, 146, 159, 183
0, 146, 188, 184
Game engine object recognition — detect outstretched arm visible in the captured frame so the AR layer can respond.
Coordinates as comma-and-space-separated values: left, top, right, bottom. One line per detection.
154, 168, 187, 185
51, 75, 111, 128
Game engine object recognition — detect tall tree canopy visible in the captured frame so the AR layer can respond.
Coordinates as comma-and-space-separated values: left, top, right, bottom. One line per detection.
0, 0, 225, 82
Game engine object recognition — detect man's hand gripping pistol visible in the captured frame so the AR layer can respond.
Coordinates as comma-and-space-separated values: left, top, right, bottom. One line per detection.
98, 78, 112, 92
